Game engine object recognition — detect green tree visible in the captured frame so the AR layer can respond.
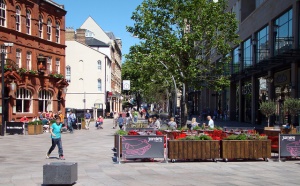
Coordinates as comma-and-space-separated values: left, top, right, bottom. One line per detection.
284, 98, 300, 125
260, 101, 276, 127
126, 0, 239, 125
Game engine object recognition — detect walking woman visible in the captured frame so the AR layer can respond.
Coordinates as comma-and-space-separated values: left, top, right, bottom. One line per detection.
46, 117, 65, 160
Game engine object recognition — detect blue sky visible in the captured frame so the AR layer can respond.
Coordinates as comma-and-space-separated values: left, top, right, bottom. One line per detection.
54, 0, 143, 62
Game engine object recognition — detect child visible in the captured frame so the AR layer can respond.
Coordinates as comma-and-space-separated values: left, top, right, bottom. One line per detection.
117, 114, 124, 130
46, 117, 65, 160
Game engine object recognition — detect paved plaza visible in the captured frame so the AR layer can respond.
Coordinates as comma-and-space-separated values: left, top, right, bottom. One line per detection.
0, 119, 300, 186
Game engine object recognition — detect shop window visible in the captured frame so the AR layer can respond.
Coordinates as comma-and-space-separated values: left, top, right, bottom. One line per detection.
256, 26, 269, 62
232, 47, 240, 74
38, 90, 52, 112
243, 38, 252, 68
16, 88, 32, 113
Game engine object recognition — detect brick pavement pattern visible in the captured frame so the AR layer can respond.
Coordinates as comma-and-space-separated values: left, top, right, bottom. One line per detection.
0, 119, 300, 186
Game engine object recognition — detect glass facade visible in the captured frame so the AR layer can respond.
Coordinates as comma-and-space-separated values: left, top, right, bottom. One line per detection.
274, 9, 293, 55
256, 26, 269, 62
243, 38, 252, 68
232, 47, 240, 73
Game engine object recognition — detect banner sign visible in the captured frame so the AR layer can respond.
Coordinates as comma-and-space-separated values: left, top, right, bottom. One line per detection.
279, 134, 300, 157
121, 135, 164, 159
6, 122, 24, 134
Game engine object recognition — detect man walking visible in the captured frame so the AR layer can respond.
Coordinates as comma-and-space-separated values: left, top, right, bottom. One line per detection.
67, 110, 75, 133
84, 110, 91, 130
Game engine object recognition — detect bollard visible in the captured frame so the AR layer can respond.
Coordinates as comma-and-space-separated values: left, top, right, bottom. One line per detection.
43, 162, 78, 185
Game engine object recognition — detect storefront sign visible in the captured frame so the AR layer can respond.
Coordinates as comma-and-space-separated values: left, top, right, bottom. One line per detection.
6, 122, 24, 134
121, 135, 164, 159
274, 69, 290, 86
279, 134, 300, 157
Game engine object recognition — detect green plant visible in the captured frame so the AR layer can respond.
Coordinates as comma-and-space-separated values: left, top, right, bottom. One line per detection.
4, 64, 12, 72
49, 72, 64, 79
115, 130, 128, 135
260, 100, 276, 127
18, 68, 27, 75
284, 98, 300, 124
193, 125, 201, 130
180, 135, 212, 141
28, 121, 42, 125
214, 125, 222, 130
28, 69, 38, 75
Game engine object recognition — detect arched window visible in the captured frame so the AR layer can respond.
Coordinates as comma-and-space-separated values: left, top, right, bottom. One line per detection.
55, 20, 60, 43
38, 15, 43, 38
15, 5, 21, 31
16, 88, 32, 113
0, 0, 6, 27
26, 9, 31, 34
39, 90, 52, 112
97, 79, 102, 92
47, 18, 52, 41
66, 65, 71, 82
97, 60, 101, 70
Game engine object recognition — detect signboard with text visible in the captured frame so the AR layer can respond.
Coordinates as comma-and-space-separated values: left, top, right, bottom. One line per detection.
279, 134, 300, 157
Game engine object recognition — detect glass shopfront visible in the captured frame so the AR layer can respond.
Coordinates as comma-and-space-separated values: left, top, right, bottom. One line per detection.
256, 26, 269, 62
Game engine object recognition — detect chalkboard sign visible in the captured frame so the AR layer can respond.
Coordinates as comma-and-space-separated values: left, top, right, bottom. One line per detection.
6, 122, 24, 134
125, 128, 154, 132
279, 134, 300, 157
121, 135, 164, 159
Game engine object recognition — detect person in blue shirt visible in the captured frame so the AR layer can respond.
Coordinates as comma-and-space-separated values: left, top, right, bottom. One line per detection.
46, 117, 65, 160
117, 114, 124, 130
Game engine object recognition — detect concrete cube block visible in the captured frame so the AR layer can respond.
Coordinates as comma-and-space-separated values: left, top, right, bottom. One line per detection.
43, 162, 78, 185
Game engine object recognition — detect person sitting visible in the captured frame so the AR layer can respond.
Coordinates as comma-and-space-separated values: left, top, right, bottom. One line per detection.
152, 117, 161, 130
95, 116, 104, 129
207, 115, 214, 129
168, 117, 177, 130
190, 117, 198, 130
20, 116, 29, 123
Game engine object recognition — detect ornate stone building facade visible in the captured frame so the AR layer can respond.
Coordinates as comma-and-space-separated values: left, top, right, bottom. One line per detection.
0, 0, 67, 122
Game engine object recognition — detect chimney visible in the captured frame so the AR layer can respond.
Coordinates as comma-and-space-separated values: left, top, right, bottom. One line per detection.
65, 27, 75, 41
76, 29, 86, 44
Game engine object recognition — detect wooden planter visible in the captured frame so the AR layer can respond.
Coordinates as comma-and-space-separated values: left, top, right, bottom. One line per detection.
36, 125, 43, 134
221, 140, 271, 161
168, 140, 220, 162
27, 125, 36, 135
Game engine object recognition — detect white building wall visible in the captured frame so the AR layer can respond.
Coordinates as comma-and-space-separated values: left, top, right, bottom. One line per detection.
65, 40, 111, 110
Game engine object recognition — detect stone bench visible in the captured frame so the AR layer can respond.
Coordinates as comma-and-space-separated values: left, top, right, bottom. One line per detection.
43, 162, 78, 185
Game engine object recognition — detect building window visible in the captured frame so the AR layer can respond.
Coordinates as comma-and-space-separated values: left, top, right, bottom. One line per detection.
47, 57, 52, 74
274, 9, 293, 55
97, 60, 101, 70
38, 15, 43, 38
243, 38, 252, 69
16, 88, 32, 113
66, 66, 71, 82
232, 47, 240, 74
38, 90, 52, 112
55, 20, 60, 43
97, 79, 102, 92
16, 6, 21, 31
256, 26, 269, 62
0, 0, 5, 27
26, 9, 31, 34
255, 0, 266, 8
56, 58, 60, 73
16, 49, 21, 68
47, 18, 52, 41
26, 52, 31, 70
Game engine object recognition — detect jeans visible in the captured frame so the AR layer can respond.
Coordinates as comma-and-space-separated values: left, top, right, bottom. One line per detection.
134, 116, 138, 123
68, 122, 73, 133
48, 138, 63, 157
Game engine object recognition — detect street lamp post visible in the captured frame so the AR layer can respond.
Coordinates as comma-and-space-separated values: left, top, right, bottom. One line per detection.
1, 42, 13, 136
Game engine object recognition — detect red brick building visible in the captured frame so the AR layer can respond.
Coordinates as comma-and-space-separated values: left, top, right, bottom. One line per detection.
0, 0, 67, 122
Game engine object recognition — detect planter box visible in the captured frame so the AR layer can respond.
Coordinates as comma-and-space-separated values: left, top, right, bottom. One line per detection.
168, 140, 220, 161
27, 125, 36, 135
221, 140, 271, 161
36, 125, 43, 134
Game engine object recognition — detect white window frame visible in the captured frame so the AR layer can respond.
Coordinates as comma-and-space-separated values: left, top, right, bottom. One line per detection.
0, 0, 6, 27
55, 20, 60, 43
26, 52, 31, 70
38, 15, 43, 38
16, 6, 21, 31
26, 9, 31, 35
66, 66, 71, 82
97, 79, 102, 92
38, 90, 52, 112
16, 88, 32, 113
16, 49, 21, 68
55, 58, 60, 73
47, 18, 52, 41
47, 57, 52, 74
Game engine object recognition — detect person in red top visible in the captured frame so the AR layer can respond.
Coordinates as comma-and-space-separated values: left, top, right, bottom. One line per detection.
20, 116, 29, 123
96, 116, 104, 129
